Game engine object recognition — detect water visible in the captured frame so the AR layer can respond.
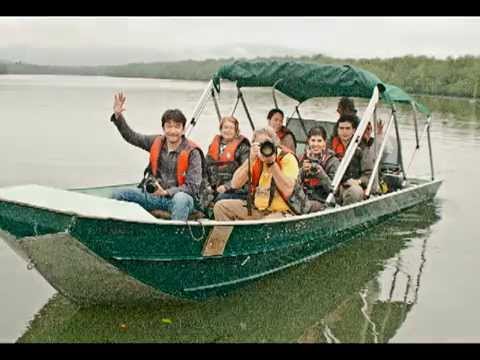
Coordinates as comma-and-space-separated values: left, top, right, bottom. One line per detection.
0, 74, 479, 342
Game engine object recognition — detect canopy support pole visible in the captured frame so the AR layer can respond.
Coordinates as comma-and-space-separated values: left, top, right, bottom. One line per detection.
373, 107, 378, 156
392, 104, 407, 182
426, 116, 435, 180
295, 105, 309, 138
230, 93, 240, 116
186, 80, 214, 137
326, 85, 381, 206
406, 119, 430, 174
412, 102, 420, 149
272, 79, 282, 108
211, 87, 222, 122
238, 86, 255, 131
365, 113, 395, 198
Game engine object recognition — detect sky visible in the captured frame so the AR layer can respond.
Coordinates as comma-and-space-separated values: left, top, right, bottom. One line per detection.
1, 16, 480, 66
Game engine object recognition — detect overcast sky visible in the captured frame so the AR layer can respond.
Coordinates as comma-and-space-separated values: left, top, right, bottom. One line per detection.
1, 17, 480, 66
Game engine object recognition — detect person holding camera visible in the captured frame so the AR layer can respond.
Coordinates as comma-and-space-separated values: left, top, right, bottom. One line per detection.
109, 92, 204, 221
214, 126, 300, 220
300, 127, 339, 212
206, 116, 250, 203
267, 108, 297, 153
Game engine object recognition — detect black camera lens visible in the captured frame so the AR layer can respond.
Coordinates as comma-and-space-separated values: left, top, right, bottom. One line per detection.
260, 140, 276, 157
145, 179, 158, 194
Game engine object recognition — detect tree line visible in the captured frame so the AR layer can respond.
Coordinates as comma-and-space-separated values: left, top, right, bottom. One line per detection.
1, 54, 480, 99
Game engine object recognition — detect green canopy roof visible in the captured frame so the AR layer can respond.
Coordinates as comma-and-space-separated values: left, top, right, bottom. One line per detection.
213, 60, 431, 116
383, 84, 431, 116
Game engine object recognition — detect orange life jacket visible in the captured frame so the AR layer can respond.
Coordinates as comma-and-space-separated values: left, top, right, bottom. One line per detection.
250, 146, 297, 206
149, 136, 200, 186
331, 136, 347, 159
276, 126, 293, 140
207, 135, 246, 165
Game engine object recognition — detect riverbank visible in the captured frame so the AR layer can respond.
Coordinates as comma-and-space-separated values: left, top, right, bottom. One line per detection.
2, 54, 480, 99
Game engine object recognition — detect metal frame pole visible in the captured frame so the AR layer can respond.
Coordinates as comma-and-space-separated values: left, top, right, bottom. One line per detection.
211, 87, 222, 122
412, 102, 420, 149
186, 80, 214, 136
272, 79, 282, 108
392, 104, 407, 182
373, 106, 378, 156
295, 105, 309, 138
238, 86, 255, 131
426, 116, 435, 180
230, 93, 240, 116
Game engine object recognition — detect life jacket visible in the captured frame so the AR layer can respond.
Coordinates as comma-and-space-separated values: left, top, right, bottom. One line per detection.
206, 135, 247, 188
331, 136, 364, 183
207, 135, 246, 164
331, 136, 347, 159
276, 126, 293, 140
250, 146, 298, 212
149, 135, 201, 186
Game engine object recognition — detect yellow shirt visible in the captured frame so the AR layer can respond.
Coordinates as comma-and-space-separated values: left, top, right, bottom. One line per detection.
253, 150, 299, 212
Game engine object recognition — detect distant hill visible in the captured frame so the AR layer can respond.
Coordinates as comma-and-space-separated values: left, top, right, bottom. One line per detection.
2, 54, 480, 99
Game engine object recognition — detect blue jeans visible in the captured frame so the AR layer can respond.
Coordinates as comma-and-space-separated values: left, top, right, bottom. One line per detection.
112, 187, 194, 221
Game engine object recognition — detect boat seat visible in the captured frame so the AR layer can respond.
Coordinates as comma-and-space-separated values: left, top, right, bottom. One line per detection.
150, 209, 206, 220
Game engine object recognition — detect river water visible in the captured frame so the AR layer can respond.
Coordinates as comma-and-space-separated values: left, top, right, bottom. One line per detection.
0, 75, 478, 343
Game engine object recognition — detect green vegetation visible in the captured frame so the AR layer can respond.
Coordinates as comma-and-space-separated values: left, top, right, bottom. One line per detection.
3, 54, 480, 99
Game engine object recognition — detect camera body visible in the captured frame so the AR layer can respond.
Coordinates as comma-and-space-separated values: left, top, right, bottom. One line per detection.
143, 176, 159, 194
305, 158, 320, 174
259, 140, 276, 158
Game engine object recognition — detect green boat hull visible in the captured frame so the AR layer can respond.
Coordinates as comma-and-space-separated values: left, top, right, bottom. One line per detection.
0, 179, 442, 303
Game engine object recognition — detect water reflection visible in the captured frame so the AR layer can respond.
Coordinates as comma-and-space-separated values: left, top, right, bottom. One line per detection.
18, 201, 441, 343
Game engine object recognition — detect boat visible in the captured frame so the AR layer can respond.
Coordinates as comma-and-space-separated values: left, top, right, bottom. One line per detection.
17, 202, 440, 342
0, 60, 442, 304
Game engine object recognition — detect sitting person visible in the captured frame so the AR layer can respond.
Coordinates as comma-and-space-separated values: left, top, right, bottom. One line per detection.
267, 108, 297, 153
299, 127, 339, 212
206, 116, 250, 202
330, 97, 360, 155
333, 96, 382, 150
215, 127, 300, 220
109, 92, 204, 221
203, 127, 306, 256
330, 114, 375, 205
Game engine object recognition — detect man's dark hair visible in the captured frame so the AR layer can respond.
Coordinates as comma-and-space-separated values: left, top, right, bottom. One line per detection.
307, 126, 327, 141
267, 108, 284, 120
337, 97, 357, 115
337, 114, 358, 129
161, 109, 187, 128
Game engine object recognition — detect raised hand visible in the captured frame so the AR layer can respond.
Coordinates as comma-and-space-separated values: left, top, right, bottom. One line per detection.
250, 142, 260, 163
376, 119, 384, 135
113, 92, 127, 119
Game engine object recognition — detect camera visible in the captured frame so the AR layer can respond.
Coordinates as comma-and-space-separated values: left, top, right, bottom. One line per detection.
259, 140, 276, 157
144, 176, 159, 194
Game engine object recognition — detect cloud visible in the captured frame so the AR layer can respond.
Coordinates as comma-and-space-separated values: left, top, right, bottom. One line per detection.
1, 17, 479, 65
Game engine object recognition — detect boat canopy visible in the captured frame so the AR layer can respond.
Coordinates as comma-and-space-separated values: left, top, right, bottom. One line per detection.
212, 60, 431, 116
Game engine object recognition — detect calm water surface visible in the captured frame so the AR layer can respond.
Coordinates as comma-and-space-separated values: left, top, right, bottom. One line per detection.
0, 75, 479, 343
